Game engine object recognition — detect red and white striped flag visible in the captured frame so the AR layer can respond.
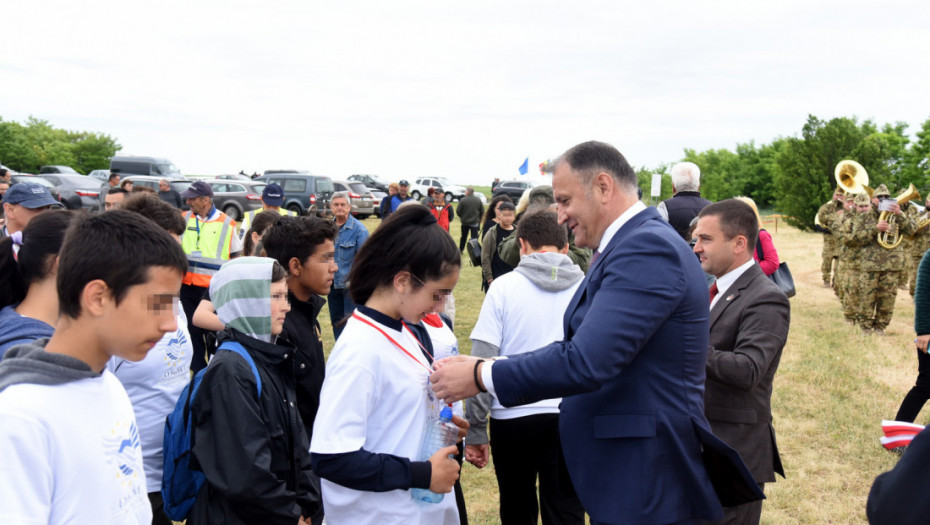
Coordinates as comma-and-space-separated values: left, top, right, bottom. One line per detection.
880, 420, 925, 450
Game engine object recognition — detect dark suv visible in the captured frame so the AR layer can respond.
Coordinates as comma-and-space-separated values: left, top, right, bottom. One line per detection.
348, 173, 389, 193
256, 171, 334, 216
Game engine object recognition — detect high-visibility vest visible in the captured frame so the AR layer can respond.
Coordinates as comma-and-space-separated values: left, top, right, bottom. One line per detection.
181, 211, 236, 288
238, 207, 296, 238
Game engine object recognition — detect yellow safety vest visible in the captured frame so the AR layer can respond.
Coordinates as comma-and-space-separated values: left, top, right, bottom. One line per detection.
181, 211, 236, 288
238, 207, 296, 238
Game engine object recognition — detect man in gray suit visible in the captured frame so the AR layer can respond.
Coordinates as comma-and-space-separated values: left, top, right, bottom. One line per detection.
692, 199, 790, 525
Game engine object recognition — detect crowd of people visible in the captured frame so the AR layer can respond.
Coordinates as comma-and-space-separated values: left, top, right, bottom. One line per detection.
0, 141, 923, 525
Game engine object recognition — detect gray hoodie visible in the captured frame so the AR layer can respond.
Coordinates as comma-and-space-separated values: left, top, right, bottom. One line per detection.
0, 340, 99, 394
513, 251, 585, 292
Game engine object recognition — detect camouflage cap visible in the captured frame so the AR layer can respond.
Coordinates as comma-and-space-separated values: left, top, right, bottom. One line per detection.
854, 192, 871, 206
874, 183, 890, 197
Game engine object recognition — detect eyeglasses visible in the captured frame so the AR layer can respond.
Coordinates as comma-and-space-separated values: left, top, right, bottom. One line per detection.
410, 273, 452, 303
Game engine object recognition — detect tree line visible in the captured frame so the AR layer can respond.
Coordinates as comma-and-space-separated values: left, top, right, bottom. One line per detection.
638, 114, 930, 230
0, 116, 121, 175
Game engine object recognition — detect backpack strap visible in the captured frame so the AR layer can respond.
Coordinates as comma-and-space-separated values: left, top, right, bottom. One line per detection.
217, 341, 262, 397
755, 229, 766, 262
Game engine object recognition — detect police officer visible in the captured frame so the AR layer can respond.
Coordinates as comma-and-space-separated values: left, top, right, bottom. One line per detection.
237, 183, 296, 238
179, 181, 244, 371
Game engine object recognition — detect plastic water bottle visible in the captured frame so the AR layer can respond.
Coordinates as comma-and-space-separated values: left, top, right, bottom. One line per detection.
411, 406, 459, 504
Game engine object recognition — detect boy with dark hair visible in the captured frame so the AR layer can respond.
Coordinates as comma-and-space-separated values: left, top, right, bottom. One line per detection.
466, 210, 585, 525
482, 201, 517, 288
0, 210, 187, 524
261, 215, 338, 440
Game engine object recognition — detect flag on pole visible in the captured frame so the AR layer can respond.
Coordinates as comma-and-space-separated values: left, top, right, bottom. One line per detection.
518, 157, 529, 175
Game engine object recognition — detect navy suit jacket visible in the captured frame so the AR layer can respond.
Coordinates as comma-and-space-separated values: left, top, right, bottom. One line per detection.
492, 206, 762, 525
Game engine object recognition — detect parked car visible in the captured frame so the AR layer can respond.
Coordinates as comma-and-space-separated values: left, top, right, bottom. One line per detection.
255, 171, 334, 216
202, 180, 266, 221
110, 156, 184, 179
39, 165, 81, 175
492, 180, 539, 201
37, 173, 104, 211
87, 169, 111, 183
122, 175, 192, 195
347, 173, 390, 193
410, 177, 466, 202
371, 190, 387, 217
215, 173, 254, 182
333, 180, 375, 220
10, 174, 61, 203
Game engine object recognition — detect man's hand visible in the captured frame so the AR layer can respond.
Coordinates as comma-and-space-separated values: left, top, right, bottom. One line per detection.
428, 445, 461, 493
464, 444, 489, 468
877, 220, 891, 232
916, 334, 930, 353
451, 414, 469, 442
430, 356, 483, 403
888, 202, 902, 215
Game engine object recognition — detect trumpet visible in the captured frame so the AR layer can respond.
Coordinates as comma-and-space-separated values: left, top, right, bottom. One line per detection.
877, 184, 920, 249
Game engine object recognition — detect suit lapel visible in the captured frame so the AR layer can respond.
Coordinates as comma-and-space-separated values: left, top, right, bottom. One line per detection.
709, 264, 763, 328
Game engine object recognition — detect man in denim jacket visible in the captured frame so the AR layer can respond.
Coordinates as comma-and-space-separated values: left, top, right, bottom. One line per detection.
329, 192, 369, 339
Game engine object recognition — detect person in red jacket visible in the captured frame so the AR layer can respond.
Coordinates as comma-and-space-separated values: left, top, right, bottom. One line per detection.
428, 186, 455, 232
737, 196, 780, 276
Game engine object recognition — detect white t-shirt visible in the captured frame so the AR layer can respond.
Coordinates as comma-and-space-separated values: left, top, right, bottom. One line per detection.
0, 371, 153, 524
311, 310, 458, 525
108, 312, 193, 492
470, 268, 580, 420
420, 316, 464, 420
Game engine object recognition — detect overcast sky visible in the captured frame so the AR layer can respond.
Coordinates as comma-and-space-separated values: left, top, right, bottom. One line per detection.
4, 0, 930, 185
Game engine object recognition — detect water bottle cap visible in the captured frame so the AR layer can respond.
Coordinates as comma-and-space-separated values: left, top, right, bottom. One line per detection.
440, 406, 453, 420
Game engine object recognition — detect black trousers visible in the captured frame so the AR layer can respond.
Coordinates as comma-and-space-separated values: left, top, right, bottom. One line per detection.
181, 283, 212, 373
459, 223, 479, 252
148, 491, 172, 525
896, 348, 930, 422
489, 414, 585, 525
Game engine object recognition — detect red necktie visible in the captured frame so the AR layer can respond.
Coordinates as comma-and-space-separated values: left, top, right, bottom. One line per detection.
591, 250, 601, 267
709, 282, 719, 305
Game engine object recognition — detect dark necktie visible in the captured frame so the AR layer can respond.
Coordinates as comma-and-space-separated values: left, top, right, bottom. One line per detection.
709, 282, 719, 305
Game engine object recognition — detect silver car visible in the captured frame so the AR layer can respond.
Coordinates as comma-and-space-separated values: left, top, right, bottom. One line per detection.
203, 180, 267, 222
333, 180, 376, 219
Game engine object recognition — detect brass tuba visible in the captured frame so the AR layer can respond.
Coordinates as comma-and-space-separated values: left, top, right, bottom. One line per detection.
835, 160, 869, 194
877, 184, 920, 249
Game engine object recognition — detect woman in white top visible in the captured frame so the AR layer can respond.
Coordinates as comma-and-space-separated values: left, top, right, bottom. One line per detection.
311, 205, 466, 525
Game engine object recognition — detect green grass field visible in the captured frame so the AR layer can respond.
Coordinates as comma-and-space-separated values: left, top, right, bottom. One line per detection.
313, 212, 916, 525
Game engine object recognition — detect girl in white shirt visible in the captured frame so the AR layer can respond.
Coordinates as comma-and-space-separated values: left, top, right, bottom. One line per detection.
310, 205, 465, 525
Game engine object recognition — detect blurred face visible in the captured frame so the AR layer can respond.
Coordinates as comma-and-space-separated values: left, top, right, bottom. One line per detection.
104, 266, 182, 363
498, 210, 515, 228
270, 279, 291, 336
401, 269, 460, 323
553, 163, 602, 248
331, 197, 350, 221
186, 196, 211, 216
4, 203, 50, 234
110, 175, 120, 186
399, 184, 409, 197
856, 203, 871, 213
692, 215, 742, 279
105, 191, 125, 210
289, 239, 337, 301
159, 181, 170, 191
834, 192, 844, 201
0, 182, 8, 196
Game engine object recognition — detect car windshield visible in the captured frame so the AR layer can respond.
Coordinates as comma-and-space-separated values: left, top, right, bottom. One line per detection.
348, 182, 369, 194
171, 182, 191, 193
16, 176, 55, 188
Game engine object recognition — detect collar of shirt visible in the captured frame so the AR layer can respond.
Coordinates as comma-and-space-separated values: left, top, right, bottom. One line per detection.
710, 258, 755, 309
196, 206, 220, 222
597, 200, 647, 255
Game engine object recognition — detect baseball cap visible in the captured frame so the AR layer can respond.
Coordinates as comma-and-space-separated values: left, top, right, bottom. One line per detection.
399, 179, 410, 186
180, 181, 214, 199
3, 182, 60, 208
262, 183, 284, 206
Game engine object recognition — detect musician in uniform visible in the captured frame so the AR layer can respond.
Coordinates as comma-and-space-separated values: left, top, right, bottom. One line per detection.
907, 193, 930, 297
840, 193, 871, 324
817, 187, 846, 288
899, 199, 920, 290
854, 184, 917, 334
834, 194, 856, 308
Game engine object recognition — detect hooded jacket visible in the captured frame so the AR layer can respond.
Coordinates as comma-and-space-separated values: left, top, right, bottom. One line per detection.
0, 305, 55, 358
189, 257, 322, 524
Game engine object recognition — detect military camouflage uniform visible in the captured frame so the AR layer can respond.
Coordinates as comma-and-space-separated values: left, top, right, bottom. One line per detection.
838, 208, 866, 322
818, 199, 844, 286
855, 205, 916, 332
899, 203, 919, 289
908, 208, 930, 296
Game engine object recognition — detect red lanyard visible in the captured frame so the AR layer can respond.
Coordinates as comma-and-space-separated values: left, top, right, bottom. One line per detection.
351, 313, 433, 373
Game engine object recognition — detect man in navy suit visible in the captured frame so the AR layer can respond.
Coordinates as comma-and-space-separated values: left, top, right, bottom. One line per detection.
431, 141, 762, 525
